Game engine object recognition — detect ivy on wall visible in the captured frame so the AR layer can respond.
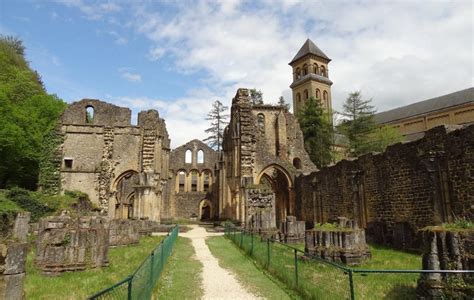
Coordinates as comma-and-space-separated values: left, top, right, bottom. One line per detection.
38, 126, 65, 195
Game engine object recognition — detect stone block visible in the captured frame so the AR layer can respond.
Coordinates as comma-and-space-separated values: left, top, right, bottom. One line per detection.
0, 273, 25, 300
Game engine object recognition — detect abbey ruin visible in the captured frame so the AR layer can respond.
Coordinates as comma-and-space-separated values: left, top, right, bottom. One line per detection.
42, 39, 473, 251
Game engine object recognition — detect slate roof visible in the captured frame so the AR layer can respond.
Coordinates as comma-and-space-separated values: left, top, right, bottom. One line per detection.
289, 39, 330, 65
374, 87, 474, 124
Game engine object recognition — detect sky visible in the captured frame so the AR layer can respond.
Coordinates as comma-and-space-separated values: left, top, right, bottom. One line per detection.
1, 0, 472, 147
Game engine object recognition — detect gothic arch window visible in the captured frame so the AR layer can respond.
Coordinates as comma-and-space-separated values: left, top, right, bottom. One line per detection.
185, 150, 192, 163
304, 89, 309, 100
178, 171, 186, 192
257, 113, 265, 134
86, 106, 94, 123
303, 64, 308, 76
313, 63, 319, 74
197, 150, 204, 163
203, 170, 211, 192
191, 170, 198, 192
316, 89, 321, 99
320, 66, 326, 77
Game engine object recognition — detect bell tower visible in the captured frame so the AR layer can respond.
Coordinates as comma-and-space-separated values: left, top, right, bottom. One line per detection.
289, 39, 333, 116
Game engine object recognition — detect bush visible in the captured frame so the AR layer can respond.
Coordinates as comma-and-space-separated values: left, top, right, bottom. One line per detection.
6, 187, 53, 221
0, 190, 23, 236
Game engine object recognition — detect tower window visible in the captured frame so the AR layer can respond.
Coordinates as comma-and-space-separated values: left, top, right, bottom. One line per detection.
316, 89, 320, 99
64, 158, 73, 169
178, 171, 185, 192
86, 106, 94, 123
313, 63, 318, 74
185, 149, 192, 163
295, 68, 301, 79
303, 64, 308, 76
203, 171, 211, 192
320, 66, 326, 77
323, 91, 328, 101
304, 89, 309, 100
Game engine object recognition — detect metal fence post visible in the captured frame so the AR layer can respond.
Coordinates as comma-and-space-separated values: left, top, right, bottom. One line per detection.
349, 269, 355, 300
294, 249, 298, 287
150, 251, 155, 284
267, 239, 270, 268
127, 276, 133, 300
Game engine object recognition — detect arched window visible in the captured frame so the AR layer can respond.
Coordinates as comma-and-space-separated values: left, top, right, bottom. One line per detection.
197, 150, 204, 163
296, 68, 301, 79
304, 89, 309, 100
293, 158, 302, 169
178, 171, 186, 192
86, 106, 94, 123
313, 63, 318, 74
191, 171, 198, 192
316, 89, 321, 99
203, 170, 211, 192
323, 91, 328, 101
185, 150, 192, 163
257, 113, 265, 134
320, 66, 326, 77
303, 64, 308, 76
296, 93, 301, 102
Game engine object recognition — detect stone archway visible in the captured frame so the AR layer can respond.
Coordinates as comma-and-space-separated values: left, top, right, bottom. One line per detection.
113, 170, 139, 219
199, 200, 212, 221
257, 165, 294, 226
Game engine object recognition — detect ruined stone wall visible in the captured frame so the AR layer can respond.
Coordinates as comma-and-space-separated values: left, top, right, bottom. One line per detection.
296, 125, 474, 250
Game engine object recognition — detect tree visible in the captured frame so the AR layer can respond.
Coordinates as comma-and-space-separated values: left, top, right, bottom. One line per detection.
203, 100, 229, 151
338, 91, 376, 156
0, 36, 66, 189
277, 96, 290, 111
366, 125, 403, 152
249, 88, 263, 105
297, 97, 333, 168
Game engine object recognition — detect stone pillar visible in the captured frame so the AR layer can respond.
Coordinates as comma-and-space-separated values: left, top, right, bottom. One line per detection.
1, 212, 30, 300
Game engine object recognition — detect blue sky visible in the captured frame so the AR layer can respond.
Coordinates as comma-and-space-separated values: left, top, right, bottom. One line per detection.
1, 0, 472, 147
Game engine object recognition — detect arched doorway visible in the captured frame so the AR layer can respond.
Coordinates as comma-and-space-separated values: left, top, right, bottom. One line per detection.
199, 200, 212, 220
114, 170, 139, 219
257, 165, 293, 226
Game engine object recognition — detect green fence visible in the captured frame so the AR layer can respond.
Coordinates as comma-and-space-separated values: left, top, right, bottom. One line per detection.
89, 225, 179, 300
225, 224, 473, 300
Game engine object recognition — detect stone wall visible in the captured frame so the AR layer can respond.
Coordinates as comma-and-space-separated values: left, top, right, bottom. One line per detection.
296, 125, 474, 250
109, 219, 139, 246
35, 214, 109, 275
417, 229, 473, 299
0, 212, 30, 300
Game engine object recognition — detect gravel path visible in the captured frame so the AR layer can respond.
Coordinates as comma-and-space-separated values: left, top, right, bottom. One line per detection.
180, 225, 259, 299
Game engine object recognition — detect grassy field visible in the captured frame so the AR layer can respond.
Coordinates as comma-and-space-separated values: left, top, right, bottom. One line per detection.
228, 232, 422, 300
153, 237, 203, 299
25, 236, 163, 299
207, 236, 300, 299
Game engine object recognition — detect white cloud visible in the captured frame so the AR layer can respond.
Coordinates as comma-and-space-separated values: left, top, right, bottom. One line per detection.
119, 68, 142, 82
56, 0, 121, 20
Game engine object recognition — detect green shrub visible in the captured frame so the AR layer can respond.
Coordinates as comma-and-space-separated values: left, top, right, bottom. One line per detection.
6, 187, 53, 221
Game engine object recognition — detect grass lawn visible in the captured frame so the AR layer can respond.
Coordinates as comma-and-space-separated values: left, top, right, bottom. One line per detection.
152, 237, 203, 299
207, 236, 300, 299
227, 232, 422, 300
25, 236, 163, 299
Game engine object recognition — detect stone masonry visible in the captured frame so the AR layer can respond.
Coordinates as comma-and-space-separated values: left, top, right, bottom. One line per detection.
0, 212, 30, 300
35, 214, 109, 275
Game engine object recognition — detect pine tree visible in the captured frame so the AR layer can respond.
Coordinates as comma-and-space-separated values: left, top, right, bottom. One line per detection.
297, 97, 333, 168
277, 96, 290, 111
249, 88, 263, 105
203, 100, 229, 151
338, 91, 376, 156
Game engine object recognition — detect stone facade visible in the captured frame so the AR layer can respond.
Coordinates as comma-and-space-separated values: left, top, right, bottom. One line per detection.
296, 124, 474, 250
34, 214, 109, 275
0, 212, 30, 300
219, 88, 317, 227
168, 139, 218, 220
55, 99, 171, 222
108, 219, 139, 246
417, 229, 474, 299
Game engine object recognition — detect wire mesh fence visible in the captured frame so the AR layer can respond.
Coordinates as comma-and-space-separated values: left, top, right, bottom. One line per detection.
224, 224, 473, 300
89, 225, 179, 300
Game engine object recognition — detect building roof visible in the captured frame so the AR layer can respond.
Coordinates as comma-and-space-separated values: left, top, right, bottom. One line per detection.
289, 39, 330, 65
374, 87, 474, 124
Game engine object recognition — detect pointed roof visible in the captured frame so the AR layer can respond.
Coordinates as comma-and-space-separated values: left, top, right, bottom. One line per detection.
289, 39, 330, 65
